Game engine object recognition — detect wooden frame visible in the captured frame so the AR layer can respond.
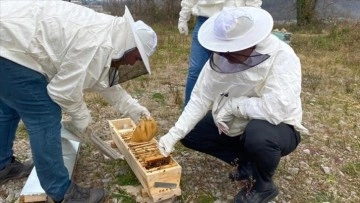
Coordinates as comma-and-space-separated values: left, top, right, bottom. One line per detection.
109, 118, 182, 202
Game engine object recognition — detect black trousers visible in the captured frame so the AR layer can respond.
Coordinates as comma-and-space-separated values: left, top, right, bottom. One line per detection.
180, 112, 301, 191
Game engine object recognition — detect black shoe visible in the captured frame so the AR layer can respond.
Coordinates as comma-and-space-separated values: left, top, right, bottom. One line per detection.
234, 185, 279, 203
0, 156, 34, 184
63, 182, 105, 203
229, 162, 252, 182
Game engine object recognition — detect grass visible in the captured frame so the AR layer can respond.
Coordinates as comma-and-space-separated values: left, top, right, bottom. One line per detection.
152, 92, 165, 104
15, 122, 28, 139
78, 21, 360, 202
112, 189, 137, 203
7, 20, 359, 203
314, 191, 335, 203
196, 193, 216, 203
343, 162, 360, 177
114, 164, 139, 186
125, 21, 360, 202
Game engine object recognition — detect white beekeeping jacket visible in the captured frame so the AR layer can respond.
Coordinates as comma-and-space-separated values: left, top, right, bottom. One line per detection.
179, 0, 262, 22
0, 0, 145, 125
167, 35, 308, 140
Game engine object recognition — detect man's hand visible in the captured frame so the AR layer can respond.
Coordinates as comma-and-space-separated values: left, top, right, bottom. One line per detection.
62, 120, 123, 160
129, 105, 151, 124
158, 132, 179, 157
215, 97, 248, 135
215, 99, 235, 135
178, 20, 189, 35
62, 120, 91, 144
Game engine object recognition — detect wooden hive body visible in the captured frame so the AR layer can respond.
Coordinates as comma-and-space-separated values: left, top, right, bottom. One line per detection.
109, 118, 181, 202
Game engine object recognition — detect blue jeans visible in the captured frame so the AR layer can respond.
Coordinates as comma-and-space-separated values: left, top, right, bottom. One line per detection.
0, 57, 70, 201
180, 112, 301, 191
184, 16, 212, 106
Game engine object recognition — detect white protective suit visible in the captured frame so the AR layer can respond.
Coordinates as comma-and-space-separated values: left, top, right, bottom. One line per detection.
165, 34, 308, 146
178, 0, 262, 35
0, 0, 149, 129
179, 0, 262, 22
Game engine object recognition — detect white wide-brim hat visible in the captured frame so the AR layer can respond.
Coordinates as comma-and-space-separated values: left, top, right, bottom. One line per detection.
198, 7, 273, 53
123, 6, 157, 74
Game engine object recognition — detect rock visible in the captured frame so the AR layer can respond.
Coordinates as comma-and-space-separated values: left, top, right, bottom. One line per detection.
287, 167, 299, 175
300, 161, 309, 169
306, 178, 312, 185
285, 176, 294, 181
303, 149, 311, 154
321, 165, 331, 174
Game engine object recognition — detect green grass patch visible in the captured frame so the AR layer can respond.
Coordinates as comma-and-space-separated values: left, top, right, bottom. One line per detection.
196, 193, 216, 203
103, 160, 140, 186
16, 122, 28, 139
112, 189, 136, 203
152, 92, 165, 104
313, 191, 336, 203
342, 162, 360, 177
116, 167, 139, 186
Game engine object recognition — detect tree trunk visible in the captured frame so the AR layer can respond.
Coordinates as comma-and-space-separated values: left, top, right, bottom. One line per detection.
296, 0, 317, 26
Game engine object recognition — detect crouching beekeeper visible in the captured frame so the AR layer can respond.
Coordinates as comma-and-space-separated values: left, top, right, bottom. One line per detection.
0, 1, 157, 202
158, 7, 308, 203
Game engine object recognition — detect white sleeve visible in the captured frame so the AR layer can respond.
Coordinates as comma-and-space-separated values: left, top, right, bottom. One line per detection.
231, 51, 302, 125
245, 0, 262, 7
47, 34, 99, 128
99, 85, 150, 123
47, 30, 110, 129
179, 0, 197, 22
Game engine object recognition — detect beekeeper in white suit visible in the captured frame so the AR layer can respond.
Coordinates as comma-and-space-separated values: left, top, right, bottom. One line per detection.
0, 0, 157, 202
178, 0, 262, 107
159, 7, 308, 203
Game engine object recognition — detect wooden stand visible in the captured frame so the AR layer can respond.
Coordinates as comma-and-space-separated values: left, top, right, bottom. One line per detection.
109, 118, 182, 202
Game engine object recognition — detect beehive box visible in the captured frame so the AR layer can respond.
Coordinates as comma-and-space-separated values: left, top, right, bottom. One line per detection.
108, 118, 182, 202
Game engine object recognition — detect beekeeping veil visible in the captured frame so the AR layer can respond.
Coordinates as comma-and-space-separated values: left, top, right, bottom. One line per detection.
111, 6, 157, 84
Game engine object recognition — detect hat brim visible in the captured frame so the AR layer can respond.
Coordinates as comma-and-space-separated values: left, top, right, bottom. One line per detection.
198, 7, 273, 52
123, 6, 151, 74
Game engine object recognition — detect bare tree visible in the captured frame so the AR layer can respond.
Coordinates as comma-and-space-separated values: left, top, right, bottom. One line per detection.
296, 0, 317, 25
102, 0, 180, 23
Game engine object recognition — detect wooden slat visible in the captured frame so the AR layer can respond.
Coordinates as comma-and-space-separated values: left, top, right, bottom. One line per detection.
109, 118, 182, 202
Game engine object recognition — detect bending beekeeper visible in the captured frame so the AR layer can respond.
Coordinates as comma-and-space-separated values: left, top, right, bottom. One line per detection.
0, 1, 157, 202
158, 7, 308, 203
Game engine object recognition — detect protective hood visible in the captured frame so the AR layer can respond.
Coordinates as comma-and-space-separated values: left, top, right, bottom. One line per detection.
112, 7, 157, 74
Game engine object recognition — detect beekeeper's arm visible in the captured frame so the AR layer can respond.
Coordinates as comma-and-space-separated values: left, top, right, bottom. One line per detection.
99, 85, 150, 123
216, 51, 302, 132
245, 0, 262, 8
178, 0, 197, 35
47, 30, 108, 133
158, 65, 213, 157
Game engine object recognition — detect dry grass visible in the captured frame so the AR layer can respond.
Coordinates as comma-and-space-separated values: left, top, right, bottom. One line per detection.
3, 4, 357, 203
4, 22, 358, 203
96, 21, 360, 202
286, 22, 360, 202
78, 21, 360, 202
